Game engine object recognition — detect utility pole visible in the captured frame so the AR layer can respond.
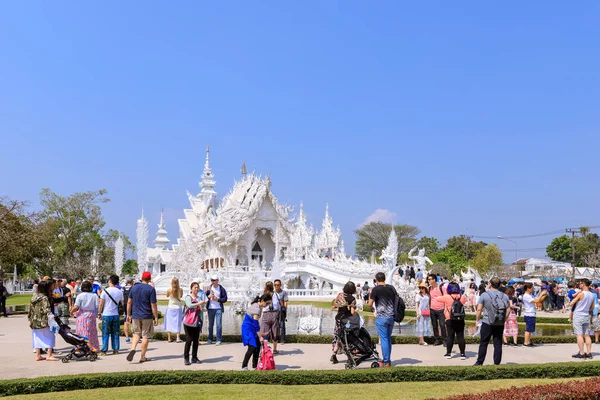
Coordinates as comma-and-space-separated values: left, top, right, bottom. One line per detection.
566, 228, 581, 281
463, 235, 474, 262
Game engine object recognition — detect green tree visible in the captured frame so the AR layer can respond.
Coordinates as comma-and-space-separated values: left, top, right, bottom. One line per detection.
415, 236, 440, 256
39, 188, 110, 277
430, 248, 467, 275
445, 235, 487, 261
471, 244, 503, 275
546, 235, 573, 263
122, 259, 138, 276
354, 222, 420, 263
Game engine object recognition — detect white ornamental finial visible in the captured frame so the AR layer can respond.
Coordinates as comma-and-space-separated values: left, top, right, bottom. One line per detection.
199, 144, 217, 196
241, 161, 247, 177
154, 208, 171, 250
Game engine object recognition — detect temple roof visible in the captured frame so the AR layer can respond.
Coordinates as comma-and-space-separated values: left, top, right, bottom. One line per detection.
213, 173, 292, 246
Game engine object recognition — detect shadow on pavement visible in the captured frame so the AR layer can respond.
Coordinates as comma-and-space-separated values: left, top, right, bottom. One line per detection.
392, 357, 422, 366
202, 355, 234, 363
275, 364, 301, 370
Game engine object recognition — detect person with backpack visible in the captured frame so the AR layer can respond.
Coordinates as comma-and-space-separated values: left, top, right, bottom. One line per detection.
98, 275, 124, 356
436, 282, 467, 359
122, 279, 134, 343
474, 277, 511, 366
368, 272, 397, 368
427, 273, 448, 347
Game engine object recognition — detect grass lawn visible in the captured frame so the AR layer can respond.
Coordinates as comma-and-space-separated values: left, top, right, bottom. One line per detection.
6, 294, 32, 306
6, 378, 587, 400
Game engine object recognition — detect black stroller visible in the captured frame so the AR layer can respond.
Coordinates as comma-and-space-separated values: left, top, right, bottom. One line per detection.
336, 315, 380, 369
56, 317, 98, 363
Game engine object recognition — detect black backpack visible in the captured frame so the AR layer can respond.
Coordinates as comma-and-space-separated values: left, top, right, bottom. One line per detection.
388, 285, 406, 323
449, 295, 465, 321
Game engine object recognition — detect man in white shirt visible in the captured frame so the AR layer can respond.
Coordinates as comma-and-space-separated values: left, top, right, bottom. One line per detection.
521, 282, 547, 347
569, 278, 595, 359
98, 275, 124, 355
206, 275, 228, 345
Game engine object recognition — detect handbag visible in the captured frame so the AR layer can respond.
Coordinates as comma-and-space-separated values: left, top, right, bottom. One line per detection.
183, 295, 200, 327
104, 288, 125, 316
257, 343, 276, 370
421, 309, 431, 317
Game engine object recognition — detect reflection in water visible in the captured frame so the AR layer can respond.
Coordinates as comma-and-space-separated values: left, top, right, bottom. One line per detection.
7, 304, 574, 337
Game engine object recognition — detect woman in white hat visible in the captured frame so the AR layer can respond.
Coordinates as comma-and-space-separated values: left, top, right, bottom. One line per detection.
416, 281, 433, 345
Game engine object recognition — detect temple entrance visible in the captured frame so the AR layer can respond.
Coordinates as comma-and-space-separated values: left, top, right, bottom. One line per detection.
251, 228, 276, 268
251, 242, 263, 263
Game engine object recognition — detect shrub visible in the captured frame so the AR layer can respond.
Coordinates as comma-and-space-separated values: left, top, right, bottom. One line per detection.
435, 377, 600, 400
1, 362, 599, 397
403, 310, 571, 325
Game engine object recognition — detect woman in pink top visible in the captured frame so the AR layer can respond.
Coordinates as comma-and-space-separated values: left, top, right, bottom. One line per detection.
437, 282, 467, 360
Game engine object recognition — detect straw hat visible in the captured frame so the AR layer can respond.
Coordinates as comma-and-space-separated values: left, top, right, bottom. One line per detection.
418, 281, 428, 289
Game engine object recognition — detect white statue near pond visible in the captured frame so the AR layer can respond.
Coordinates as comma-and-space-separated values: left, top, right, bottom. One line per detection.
408, 246, 433, 273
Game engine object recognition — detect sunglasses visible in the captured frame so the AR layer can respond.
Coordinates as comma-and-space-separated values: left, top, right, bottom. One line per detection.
211, 279, 217, 281
274, 284, 281, 286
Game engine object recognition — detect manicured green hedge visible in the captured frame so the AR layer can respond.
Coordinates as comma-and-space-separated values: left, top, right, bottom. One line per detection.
403, 310, 571, 325
2, 362, 599, 397
142, 331, 578, 345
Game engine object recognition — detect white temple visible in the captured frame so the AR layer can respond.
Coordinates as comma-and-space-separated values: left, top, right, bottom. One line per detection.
138, 146, 407, 300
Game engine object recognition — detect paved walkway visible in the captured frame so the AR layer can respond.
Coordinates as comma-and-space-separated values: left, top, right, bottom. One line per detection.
0, 315, 594, 380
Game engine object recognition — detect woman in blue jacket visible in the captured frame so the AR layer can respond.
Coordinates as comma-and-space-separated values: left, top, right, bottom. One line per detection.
241, 293, 272, 370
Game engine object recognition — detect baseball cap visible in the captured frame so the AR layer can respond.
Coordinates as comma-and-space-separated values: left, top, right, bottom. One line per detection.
210, 274, 219, 281
142, 271, 152, 280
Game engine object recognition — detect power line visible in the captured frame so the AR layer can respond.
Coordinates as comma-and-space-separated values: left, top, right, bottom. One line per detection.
472, 226, 600, 240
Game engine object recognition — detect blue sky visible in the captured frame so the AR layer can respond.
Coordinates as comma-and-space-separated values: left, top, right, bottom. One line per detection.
2, 2, 599, 261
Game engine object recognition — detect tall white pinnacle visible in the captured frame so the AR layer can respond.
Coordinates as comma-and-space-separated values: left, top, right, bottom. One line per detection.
200, 145, 216, 194
154, 208, 171, 249
136, 207, 149, 276
114, 234, 124, 276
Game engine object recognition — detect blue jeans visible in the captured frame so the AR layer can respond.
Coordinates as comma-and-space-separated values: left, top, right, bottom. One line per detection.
207, 308, 222, 342
101, 315, 120, 352
376, 317, 394, 364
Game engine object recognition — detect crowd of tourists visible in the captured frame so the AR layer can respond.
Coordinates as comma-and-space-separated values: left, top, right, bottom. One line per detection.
23, 268, 598, 369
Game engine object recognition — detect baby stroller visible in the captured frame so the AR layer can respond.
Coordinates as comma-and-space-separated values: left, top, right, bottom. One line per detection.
336, 315, 380, 370
56, 317, 98, 363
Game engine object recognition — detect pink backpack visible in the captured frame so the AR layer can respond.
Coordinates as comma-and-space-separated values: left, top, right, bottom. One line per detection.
257, 344, 276, 370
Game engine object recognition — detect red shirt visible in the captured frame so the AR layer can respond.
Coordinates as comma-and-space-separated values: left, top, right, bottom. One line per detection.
429, 284, 447, 311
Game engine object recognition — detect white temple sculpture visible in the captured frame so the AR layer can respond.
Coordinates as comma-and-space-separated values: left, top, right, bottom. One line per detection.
140, 146, 390, 299
408, 246, 434, 273
136, 208, 149, 277
114, 234, 124, 276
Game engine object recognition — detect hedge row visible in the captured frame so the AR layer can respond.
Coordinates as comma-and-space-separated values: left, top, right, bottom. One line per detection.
142, 331, 579, 345
436, 377, 600, 400
403, 310, 571, 325
2, 362, 599, 397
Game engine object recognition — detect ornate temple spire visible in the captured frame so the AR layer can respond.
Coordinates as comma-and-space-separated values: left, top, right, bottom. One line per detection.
241, 161, 247, 177
136, 206, 149, 275
200, 145, 216, 195
154, 208, 171, 249
316, 203, 341, 251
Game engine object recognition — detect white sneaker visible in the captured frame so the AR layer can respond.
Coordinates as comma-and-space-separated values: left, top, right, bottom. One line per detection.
216, 341, 222, 346
444, 354, 452, 359
176, 338, 183, 343
461, 354, 467, 360
241, 367, 249, 371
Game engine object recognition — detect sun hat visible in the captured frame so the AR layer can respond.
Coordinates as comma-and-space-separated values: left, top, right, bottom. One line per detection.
418, 281, 428, 289
210, 274, 219, 281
